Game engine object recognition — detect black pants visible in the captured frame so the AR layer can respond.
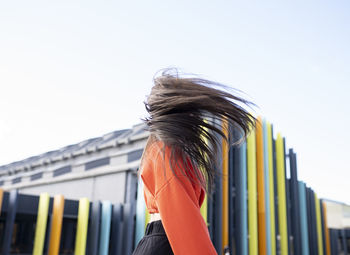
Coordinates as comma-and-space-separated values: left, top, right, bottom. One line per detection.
132, 220, 174, 255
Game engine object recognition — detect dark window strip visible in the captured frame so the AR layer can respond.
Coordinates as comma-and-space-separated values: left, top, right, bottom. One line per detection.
30, 172, 43, 181
127, 149, 144, 163
53, 166, 72, 177
0, 180, 3, 186
12, 177, 22, 184
85, 157, 110, 171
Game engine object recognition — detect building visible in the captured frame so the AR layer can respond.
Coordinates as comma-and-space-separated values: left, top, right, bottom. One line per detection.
0, 122, 149, 205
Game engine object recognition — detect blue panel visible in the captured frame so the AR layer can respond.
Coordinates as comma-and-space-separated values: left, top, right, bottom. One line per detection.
271, 125, 280, 248
99, 201, 112, 255
298, 182, 310, 255
228, 130, 235, 254
235, 140, 248, 255
263, 119, 271, 255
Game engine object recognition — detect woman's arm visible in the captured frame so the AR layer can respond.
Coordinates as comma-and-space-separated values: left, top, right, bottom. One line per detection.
141, 141, 217, 255
155, 174, 217, 255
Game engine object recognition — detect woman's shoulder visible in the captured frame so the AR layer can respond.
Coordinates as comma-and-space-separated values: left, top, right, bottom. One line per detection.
140, 139, 175, 195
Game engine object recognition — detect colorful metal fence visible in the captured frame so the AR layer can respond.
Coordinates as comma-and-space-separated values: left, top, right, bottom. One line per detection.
0, 116, 349, 255
0, 171, 138, 255
134, 115, 349, 254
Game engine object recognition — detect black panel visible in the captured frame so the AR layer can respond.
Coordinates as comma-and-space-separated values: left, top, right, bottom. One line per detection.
109, 203, 124, 255
283, 138, 292, 255
2, 190, 18, 254
289, 150, 302, 255
87, 201, 101, 255
122, 202, 136, 255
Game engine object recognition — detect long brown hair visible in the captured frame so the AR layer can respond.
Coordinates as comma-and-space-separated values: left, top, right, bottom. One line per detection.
141, 69, 257, 194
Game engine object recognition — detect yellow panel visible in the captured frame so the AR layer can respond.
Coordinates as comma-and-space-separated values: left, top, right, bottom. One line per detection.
74, 198, 90, 255
247, 125, 258, 255
267, 122, 276, 255
145, 208, 150, 231
315, 194, 324, 255
200, 191, 208, 225
276, 134, 288, 255
33, 193, 50, 255
199, 118, 209, 224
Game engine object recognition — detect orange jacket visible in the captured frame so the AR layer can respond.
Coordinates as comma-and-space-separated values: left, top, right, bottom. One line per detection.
140, 140, 217, 255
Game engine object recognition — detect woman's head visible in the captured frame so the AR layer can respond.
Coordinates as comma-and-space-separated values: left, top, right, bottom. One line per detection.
142, 69, 257, 194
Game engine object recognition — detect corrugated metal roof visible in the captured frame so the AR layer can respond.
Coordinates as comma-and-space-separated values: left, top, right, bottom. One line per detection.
0, 122, 149, 176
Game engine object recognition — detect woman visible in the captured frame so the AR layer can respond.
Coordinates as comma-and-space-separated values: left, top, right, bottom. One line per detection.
132, 69, 256, 255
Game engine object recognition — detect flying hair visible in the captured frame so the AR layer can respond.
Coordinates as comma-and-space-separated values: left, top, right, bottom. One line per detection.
141, 68, 257, 195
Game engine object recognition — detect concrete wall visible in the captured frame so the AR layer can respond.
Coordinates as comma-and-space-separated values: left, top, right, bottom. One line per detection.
19, 171, 127, 204
326, 201, 350, 229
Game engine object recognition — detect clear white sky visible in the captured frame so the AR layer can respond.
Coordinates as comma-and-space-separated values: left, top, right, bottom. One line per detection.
0, 1, 349, 203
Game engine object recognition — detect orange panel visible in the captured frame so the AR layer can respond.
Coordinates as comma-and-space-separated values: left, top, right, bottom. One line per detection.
322, 202, 331, 255
256, 116, 267, 254
0, 188, 3, 213
222, 117, 229, 252
48, 195, 65, 255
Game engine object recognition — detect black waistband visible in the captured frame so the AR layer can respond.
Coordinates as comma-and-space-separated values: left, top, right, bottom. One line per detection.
145, 220, 167, 236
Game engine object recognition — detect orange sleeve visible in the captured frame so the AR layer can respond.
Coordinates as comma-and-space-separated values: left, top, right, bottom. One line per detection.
142, 143, 217, 255
156, 175, 218, 255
